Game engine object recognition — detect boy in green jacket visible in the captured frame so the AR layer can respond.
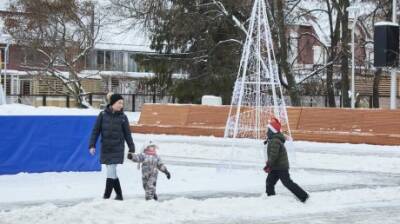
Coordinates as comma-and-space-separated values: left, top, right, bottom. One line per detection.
263, 118, 309, 203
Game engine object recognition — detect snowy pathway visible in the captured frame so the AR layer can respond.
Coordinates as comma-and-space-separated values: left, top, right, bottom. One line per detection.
0, 134, 399, 223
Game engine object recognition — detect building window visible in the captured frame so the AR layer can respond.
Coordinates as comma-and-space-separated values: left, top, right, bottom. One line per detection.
0, 79, 11, 95
0, 48, 9, 67
98, 51, 124, 71
298, 26, 315, 65
128, 53, 138, 72
111, 51, 124, 71
97, 50, 105, 70
0, 48, 4, 68
21, 79, 32, 95
105, 51, 111, 70
90, 50, 151, 72
131, 54, 151, 73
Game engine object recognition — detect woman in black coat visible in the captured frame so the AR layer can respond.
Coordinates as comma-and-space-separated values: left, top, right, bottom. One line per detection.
89, 93, 135, 200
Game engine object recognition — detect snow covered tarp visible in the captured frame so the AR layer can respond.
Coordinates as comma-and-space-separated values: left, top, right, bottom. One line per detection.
0, 105, 102, 174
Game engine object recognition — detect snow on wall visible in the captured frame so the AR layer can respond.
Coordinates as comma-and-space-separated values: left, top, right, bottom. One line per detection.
0, 104, 140, 123
0, 104, 100, 116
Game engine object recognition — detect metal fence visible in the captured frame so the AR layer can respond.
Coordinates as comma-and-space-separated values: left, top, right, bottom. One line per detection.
6, 93, 175, 112
5, 93, 399, 110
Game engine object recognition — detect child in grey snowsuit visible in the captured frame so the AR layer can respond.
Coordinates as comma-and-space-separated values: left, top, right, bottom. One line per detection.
127, 141, 171, 200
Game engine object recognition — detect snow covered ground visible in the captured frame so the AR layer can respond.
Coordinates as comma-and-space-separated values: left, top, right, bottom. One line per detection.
0, 132, 400, 224
1, 104, 400, 223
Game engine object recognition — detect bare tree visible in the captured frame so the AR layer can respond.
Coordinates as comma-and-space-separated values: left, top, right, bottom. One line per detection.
335, 0, 351, 107
269, 0, 302, 106
3, 0, 102, 107
355, 0, 393, 108
294, 0, 347, 107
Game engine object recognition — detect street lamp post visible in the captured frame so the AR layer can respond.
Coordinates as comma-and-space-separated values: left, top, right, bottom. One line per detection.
347, 3, 377, 109
347, 5, 362, 109
4, 41, 9, 97
351, 10, 360, 109
1, 34, 11, 102
390, 0, 398, 110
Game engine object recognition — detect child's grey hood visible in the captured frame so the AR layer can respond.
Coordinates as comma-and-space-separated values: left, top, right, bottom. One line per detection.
141, 140, 159, 153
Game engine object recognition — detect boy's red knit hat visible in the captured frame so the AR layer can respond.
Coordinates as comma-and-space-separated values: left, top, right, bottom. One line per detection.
268, 117, 281, 133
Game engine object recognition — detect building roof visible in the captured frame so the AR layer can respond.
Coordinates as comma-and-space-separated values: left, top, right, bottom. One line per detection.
93, 0, 153, 52
0, 0, 11, 11
95, 17, 153, 52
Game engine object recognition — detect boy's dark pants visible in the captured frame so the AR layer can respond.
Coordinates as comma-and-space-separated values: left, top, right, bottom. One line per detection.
266, 170, 308, 201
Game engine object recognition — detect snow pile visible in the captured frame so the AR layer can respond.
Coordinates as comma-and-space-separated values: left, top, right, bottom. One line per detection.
1, 186, 400, 224
0, 104, 99, 116
201, 95, 222, 105
0, 104, 140, 123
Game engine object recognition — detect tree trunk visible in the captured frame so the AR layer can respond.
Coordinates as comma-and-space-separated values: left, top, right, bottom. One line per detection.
325, 0, 340, 107
69, 72, 88, 108
326, 55, 337, 107
372, 68, 382, 108
275, 0, 301, 106
339, 0, 351, 107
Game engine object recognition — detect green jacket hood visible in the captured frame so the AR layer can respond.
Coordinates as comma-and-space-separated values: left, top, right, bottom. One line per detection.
272, 132, 286, 143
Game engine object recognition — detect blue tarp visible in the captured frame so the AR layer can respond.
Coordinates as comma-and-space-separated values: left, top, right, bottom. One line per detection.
0, 116, 101, 175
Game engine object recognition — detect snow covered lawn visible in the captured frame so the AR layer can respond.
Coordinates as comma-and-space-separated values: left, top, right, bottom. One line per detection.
1, 132, 400, 224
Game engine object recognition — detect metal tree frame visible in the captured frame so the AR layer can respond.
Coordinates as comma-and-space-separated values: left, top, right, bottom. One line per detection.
224, 0, 291, 140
